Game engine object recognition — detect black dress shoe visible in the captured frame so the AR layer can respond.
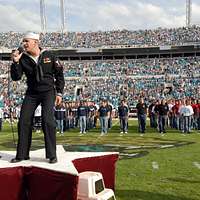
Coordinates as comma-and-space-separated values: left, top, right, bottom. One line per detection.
49, 157, 57, 164
10, 157, 30, 163
10, 158, 23, 163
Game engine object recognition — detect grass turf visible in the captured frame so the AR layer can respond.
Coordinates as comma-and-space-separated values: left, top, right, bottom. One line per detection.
0, 119, 200, 200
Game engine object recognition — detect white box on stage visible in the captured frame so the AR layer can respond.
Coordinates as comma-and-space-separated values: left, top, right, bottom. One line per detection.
78, 171, 116, 200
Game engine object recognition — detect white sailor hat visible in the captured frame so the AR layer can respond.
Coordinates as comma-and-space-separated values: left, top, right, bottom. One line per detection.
23, 32, 40, 40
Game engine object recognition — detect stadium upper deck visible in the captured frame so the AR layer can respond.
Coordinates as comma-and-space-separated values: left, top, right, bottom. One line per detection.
0, 25, 200, 50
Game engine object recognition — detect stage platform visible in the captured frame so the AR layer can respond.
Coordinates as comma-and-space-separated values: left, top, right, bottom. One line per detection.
0, 145, 119, 200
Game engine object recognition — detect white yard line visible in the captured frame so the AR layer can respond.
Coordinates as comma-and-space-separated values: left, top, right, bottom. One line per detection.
112, 120, 120, 127
152, 161, 159, 170
193, 162, 200, 169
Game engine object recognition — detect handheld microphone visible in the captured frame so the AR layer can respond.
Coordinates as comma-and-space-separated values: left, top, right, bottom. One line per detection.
11, 46, 24, 54
17, 46, 24, 54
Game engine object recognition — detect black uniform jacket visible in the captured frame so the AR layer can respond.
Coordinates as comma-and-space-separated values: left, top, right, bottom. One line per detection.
11, 50, 65, 94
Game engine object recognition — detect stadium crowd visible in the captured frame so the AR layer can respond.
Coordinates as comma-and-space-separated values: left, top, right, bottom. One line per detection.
62, 56, 200, 105
0, 56, 199, 134
1, 25, 200, 49
0, 57, 200, 106
63, 57, 200, 77
0, 26, 200, 134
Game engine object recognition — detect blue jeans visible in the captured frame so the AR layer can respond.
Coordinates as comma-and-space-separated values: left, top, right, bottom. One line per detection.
99, 116, 108, 134
198, 116, 200, 130
179, 115, 184, 131
138, 114, 146, 133
150, 113, 157, 128
79, 116, 86, 133
174, 115, 181, 130
169, 114, 173, 128
183, 116, 192, 133
158, 115, 167, 133
192, 116, 198, 130
56, 119, 64, 133
120, 117, 128, 132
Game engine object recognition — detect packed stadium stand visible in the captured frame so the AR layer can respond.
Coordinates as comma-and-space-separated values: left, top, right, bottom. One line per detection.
0, 26, 200, 108
0, 26, 200, 49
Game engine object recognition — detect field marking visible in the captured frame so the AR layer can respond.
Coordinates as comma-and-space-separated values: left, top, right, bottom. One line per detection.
193, 162, 200, 169
152, 161, 159, 170
160, 144, 174, 149
112, 120, 120, 127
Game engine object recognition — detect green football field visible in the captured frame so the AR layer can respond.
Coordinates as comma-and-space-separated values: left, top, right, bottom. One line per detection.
0, 119, 200, 200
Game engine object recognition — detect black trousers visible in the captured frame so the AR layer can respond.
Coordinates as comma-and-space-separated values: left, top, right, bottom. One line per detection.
0, 118, 2, 131
16, 90, 56, 159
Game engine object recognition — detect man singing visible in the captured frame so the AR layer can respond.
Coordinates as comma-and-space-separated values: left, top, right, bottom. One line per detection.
10, 32, 65, 163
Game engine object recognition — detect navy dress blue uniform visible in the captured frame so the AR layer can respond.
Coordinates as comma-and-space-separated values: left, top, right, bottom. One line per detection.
11, 50, 64, 161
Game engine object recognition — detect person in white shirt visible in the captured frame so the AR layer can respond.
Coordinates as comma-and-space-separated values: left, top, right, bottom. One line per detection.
178, 99, 185, 132
167, 99, 174, 128
179, 99, 194, 133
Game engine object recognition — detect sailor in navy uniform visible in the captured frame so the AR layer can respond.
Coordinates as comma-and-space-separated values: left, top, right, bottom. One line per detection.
10, 32, 64, 163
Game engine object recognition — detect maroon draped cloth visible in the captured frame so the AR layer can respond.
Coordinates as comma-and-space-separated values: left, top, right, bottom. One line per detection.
73, 154, 119, 190
24, 167, 78, 200
0, 167, 78, 200
0, 167, 25, 200
0, 153, 118, 199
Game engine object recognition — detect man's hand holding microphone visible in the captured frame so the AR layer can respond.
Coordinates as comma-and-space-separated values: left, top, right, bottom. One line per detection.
11, 47, 24, 63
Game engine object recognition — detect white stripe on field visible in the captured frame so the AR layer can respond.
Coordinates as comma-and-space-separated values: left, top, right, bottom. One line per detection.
112, 120, 120, 127
152, 161, 159, 170
193, 162, 200, 169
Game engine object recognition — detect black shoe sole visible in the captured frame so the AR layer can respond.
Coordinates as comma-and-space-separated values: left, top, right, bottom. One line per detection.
49, 158, 57, 164
10, 157, 30, 163
10, 158, 23, 163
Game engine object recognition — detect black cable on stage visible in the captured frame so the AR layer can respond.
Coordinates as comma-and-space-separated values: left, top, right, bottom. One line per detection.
7, 53, 17, 147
